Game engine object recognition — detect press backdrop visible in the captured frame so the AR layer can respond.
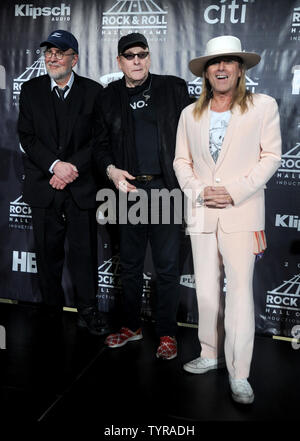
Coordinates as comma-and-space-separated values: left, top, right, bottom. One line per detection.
1, 0, 299, 337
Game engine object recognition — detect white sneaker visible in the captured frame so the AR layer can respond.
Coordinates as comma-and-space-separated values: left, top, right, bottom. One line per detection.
183, 356, 225, 374
229, 376, 254, 404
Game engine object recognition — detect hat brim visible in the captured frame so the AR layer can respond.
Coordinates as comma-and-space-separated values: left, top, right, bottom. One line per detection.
119, 41, 148, 54
189, 51, 261, 77
40, 39, 74, 52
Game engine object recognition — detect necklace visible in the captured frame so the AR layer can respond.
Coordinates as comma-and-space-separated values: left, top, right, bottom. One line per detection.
142, 76, 152, 101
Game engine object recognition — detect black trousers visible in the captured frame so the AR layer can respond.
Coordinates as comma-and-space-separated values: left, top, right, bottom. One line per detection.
31, 191, 98, 311
118, 178, 181, 337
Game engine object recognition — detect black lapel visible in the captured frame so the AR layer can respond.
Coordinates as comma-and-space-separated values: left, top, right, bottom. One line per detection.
65, 72, 84, 147
151, 74, 165, 151
41, 75, 58, 143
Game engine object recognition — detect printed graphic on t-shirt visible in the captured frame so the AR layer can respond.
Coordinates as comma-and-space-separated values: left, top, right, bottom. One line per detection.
209, 111, 231, 162
130, 96, 149, 110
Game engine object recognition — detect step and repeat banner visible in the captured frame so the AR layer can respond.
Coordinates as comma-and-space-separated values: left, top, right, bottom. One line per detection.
0, 0, 299, 337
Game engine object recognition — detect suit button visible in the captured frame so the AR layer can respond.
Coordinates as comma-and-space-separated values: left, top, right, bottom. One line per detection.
215, 177, 221, 183
58, 146, 63, 151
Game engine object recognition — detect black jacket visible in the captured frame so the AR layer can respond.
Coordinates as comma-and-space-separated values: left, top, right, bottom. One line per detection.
18, 73, 102, 208
94, 74, 191, 190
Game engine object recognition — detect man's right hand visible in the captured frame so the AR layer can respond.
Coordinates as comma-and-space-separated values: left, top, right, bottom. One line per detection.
53, 161, 79, 183
204, 186, 233, 208
109, 167, 137, 193
49, 175, 67, 190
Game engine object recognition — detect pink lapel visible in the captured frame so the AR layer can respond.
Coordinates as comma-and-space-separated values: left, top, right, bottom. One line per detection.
215, 104, 241, 171
201, 102, 215, 170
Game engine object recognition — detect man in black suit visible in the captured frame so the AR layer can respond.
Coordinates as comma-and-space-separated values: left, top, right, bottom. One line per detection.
95, 33, 191, 358
18, 30, 108, 335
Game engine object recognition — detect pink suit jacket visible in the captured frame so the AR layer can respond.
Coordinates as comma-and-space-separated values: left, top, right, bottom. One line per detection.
173, 94, 282, 234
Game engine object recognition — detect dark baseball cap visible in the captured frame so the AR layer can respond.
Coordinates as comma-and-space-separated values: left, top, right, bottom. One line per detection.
40, 30, 79, 53
118, 33, 149, 54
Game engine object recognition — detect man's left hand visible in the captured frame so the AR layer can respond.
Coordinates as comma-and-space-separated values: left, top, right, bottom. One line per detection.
204, 186, 233, 208
53, 161, 79, 183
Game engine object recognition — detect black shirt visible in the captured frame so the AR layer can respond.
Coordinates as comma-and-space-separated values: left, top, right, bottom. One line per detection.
127, 75, 161, 175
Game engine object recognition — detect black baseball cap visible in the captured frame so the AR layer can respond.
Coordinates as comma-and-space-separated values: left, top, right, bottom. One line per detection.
40, 30, 79, 53
118, 33, 149, 54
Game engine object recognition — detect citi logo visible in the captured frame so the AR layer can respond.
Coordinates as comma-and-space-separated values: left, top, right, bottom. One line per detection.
15, 3, 70, 20
275, 214, 300, 231
204, 0, 252, 25
12, 251, 37, 273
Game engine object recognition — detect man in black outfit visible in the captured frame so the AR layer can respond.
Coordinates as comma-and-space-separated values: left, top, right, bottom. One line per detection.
18, 30, 108, 335
95, 33, 191, 358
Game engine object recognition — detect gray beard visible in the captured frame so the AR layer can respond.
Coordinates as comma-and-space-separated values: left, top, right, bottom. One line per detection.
46, 65, 72, 82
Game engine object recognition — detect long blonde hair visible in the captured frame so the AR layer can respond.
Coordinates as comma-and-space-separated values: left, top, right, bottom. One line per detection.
192, 63, 253, 120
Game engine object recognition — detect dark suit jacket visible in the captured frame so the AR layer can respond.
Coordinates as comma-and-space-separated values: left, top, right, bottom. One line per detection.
94, 74, 192, 190
18, 72, 102, 209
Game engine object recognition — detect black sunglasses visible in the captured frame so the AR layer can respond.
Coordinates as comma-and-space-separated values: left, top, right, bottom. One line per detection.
120, 51, 149, 60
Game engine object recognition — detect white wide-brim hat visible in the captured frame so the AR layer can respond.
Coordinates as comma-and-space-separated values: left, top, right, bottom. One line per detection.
189, 35, 261, 77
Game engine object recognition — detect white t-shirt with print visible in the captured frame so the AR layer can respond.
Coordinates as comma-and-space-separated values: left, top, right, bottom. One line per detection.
209, 110, 231, 162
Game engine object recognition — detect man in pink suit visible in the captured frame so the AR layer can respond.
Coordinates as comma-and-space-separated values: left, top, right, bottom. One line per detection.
174, 35, 281, 404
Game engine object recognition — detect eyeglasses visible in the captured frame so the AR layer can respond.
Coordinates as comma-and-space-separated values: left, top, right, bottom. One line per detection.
44, 49, 75, 60
120, 51, 149, 61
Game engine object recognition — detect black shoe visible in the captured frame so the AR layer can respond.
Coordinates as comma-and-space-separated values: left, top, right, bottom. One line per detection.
77, 306, 110, 336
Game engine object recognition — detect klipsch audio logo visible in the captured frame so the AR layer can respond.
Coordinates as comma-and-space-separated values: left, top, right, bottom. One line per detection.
15, 3, 70, 21
101, 0, 168, 41
187, 74, 259, 98
266, 274, 300, 325
275, 144, 300, 187
12, 250, 37, 273
275, 214, 300, 231
13, 56, 47, 105
9, 195, 32, 230
204, 0, 253, 25
291, 6, 300, 40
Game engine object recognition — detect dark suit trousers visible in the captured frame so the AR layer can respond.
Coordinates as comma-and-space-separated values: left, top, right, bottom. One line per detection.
31, 191, 98, 311
118, 178, 181, 337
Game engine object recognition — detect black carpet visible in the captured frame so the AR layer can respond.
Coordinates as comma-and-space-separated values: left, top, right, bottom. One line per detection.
0, 302, 299, 436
